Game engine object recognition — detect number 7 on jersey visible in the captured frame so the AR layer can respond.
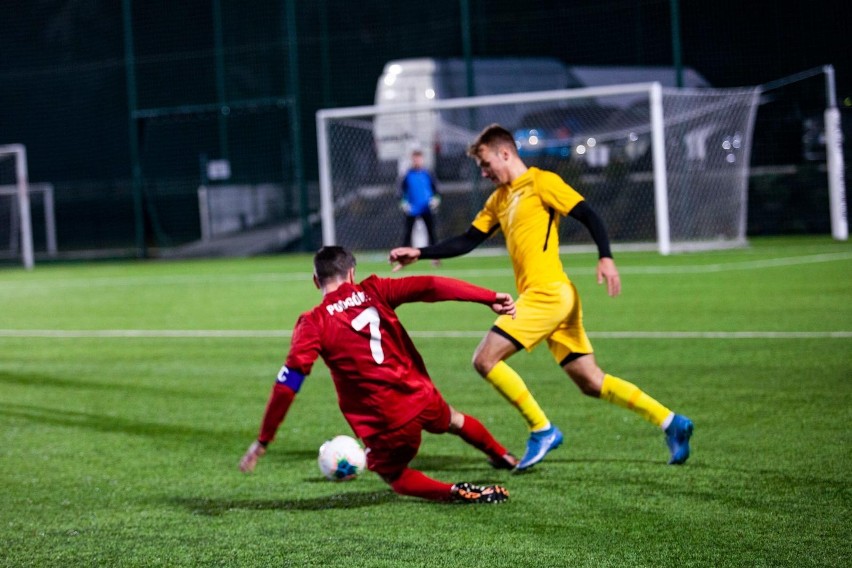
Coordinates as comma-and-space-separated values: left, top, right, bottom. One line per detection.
351, 306, 384, 364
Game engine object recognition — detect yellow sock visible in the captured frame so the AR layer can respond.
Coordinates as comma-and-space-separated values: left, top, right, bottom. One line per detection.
485, 361, 549, 431
600, 374, 671, 428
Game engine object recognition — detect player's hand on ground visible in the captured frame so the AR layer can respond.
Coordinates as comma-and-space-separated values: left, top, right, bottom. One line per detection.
597, 257, 621, 297
491, 292, 516, 318
389, 247, 421, 272
239, 440, 266, 473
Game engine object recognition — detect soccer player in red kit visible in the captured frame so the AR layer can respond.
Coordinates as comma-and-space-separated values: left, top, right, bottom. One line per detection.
239, 246, 517, 503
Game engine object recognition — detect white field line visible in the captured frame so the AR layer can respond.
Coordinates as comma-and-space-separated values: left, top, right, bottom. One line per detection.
0, 329, 849, 339
614, 251, 852, 274
1, 252, 850, 288
441, 251, 852, 277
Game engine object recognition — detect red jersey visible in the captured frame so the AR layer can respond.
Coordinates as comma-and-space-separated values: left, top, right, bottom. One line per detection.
284, 274, 496, 438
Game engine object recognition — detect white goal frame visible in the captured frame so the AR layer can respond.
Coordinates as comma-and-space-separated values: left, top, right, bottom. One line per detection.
0, 182, 58, 258
823, 65, 848, 240
317, 81, 763, 255
0, 144, 35, 269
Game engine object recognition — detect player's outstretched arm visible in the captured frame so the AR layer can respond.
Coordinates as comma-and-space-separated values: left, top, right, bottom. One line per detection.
389, 247, 421, 272
389, 227, 490, 272
238, 378, 300, 473
239, 440, 267, 473
490, 292, 516, 318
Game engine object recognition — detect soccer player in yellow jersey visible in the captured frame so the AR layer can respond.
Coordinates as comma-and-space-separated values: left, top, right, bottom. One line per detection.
389, 123, 693, 470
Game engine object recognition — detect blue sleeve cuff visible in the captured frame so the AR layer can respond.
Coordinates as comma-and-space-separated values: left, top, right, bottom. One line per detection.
275, 365, 306, 393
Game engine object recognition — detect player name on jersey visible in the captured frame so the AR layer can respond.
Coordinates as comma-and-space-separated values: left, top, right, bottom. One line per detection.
325, 290, 368, 315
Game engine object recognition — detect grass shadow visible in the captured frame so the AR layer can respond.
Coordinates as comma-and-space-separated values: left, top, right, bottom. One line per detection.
0, 401, 232, 450
0, 369, 203, 399
171, 491, 398, 515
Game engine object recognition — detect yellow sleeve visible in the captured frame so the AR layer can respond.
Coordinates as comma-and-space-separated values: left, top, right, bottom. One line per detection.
536, 170, 584, 215
471, 189, 501, 234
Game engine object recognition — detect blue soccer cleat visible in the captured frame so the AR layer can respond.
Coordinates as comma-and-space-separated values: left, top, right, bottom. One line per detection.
516, 425, 564, 471
665, 414, 694, 465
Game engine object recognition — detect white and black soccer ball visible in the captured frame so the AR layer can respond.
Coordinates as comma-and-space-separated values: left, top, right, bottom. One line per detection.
317, 435, 366, 481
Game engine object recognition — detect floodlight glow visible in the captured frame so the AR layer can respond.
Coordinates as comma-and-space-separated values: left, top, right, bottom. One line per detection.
383, 64, 401, 86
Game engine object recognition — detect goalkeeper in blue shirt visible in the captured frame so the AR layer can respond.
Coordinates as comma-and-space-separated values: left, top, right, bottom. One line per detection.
400, 150, 441, 255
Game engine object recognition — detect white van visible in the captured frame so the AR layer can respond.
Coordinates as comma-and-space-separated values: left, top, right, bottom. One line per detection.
374, 57, 578, 179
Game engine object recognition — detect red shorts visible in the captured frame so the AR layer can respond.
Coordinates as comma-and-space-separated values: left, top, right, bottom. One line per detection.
361, 387, 451, 479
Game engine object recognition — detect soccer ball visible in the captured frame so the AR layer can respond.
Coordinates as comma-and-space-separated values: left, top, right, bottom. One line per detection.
317, 435, 366, 481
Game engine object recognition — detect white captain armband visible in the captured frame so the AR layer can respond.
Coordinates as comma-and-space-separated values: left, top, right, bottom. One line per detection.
276, 365, 306, 392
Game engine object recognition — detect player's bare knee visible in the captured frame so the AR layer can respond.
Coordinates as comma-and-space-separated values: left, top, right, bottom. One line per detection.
576, 379, 601, 397
471, 352, 493, 377
565, 368, 603, 397
447, 407, 465, 432
563, 356, 605, 397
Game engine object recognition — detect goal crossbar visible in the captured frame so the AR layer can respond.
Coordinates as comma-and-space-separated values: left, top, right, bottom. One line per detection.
318, 82, 661, 120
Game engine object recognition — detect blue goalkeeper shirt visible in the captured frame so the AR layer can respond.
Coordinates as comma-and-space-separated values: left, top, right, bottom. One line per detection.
400, 169, 438, 216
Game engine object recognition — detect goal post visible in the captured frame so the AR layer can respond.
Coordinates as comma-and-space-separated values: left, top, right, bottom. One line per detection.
0, 144, 34, 269
823, 65, 848, 241
316, 82, 760, 255
825, 106, 848, 240
649, 82, 671, 254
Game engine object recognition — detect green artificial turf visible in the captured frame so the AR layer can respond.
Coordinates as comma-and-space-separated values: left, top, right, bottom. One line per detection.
1, 235, 850, 567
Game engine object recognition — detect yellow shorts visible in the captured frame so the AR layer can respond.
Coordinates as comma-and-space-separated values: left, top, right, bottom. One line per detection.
493, 281, 593, 365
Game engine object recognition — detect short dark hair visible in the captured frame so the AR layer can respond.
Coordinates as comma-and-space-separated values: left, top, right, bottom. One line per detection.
467, 123, 517, 157
313, 246, 356, 284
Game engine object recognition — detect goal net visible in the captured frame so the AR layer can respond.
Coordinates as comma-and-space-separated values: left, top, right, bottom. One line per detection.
317, 82, 760, 254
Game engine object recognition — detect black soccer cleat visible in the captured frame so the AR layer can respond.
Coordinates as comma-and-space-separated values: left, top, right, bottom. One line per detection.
451, 482, 509, 504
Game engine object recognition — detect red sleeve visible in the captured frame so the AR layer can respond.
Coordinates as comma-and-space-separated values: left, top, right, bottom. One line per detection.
257, 312, 322, 445
368, 274, 497, 308
258, 383, 296, 444
285, 312, 323, 375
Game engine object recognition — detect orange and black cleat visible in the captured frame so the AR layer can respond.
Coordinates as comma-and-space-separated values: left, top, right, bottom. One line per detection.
451, 482, 509, 504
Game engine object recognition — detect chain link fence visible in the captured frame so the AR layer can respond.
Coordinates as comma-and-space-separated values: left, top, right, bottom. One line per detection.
0, 1, 845, 260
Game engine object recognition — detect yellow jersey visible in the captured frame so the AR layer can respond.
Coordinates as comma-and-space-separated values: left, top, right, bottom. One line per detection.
471, 167, 584, 293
